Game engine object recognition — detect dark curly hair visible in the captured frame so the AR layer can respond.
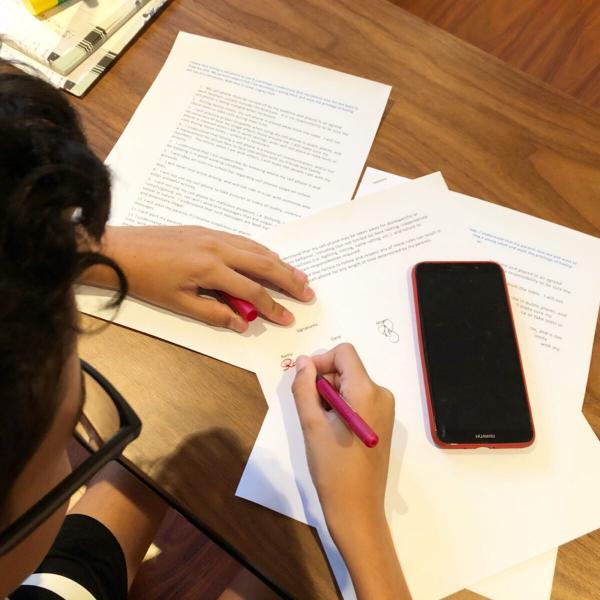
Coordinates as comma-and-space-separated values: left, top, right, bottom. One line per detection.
0, 63, 127, 518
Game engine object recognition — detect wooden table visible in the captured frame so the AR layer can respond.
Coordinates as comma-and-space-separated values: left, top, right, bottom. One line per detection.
75, 1, 600, 598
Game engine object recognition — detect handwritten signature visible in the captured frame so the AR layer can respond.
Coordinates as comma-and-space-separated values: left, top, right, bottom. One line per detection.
281, 358, 297, 371
376, 319, 399, 343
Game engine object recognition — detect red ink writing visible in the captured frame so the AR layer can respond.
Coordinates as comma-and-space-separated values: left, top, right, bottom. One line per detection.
281, 358, 296, 371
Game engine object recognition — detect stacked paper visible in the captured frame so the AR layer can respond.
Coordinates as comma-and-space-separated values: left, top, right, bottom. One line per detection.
236, 170, 600, 598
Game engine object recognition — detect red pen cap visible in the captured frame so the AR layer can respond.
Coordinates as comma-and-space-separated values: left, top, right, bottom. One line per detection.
220, 292, 258, 322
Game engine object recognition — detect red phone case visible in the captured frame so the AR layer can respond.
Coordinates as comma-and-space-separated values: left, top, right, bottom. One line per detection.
412, 261, 535, 449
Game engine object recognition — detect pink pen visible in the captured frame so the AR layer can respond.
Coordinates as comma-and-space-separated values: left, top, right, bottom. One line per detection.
315, 375, 379, 448
220, 292, 258, 322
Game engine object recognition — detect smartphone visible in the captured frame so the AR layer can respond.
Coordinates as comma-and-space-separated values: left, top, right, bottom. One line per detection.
412, 262, 534, 448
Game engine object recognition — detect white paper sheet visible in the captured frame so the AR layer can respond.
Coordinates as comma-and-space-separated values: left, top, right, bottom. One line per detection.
354, 166, 419, 198
236, 180, 600, 598
76, 31, 391, 370
358, 168, 562, 600
470, 549, 557, 600
357, 169, 600, 373
241, 407, 598, 600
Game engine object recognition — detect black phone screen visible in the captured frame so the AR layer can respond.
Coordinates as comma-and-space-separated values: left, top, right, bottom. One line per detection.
414, 262, 534, 445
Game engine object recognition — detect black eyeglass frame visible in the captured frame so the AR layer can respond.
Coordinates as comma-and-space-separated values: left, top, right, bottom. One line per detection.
0, 359, 141, 557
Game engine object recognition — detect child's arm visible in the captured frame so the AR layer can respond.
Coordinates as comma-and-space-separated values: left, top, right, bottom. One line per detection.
292, 344, 411, 600
79, 225, 315, 331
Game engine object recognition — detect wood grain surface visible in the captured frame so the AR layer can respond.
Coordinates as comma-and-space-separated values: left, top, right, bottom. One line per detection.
128, 507, 240, 599
397, 0, 600, 111
74, 1, 600, 598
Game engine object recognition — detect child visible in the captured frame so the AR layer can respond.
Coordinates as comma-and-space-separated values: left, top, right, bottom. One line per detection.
0, 64, 408, 599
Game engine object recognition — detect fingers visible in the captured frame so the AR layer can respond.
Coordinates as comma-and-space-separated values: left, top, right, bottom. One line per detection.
226, 248, 314, 302
163, 227, 316, 325
173, 293, 248, 333
222, 232, 279, 258
311, 343, 369, 382
187, 231, 315, 324
208, 266, 297, 326
292, 355, 327, 432
310, 343, 380, 411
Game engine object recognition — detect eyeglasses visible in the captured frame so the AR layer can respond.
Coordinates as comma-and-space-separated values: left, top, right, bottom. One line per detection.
0, 360, 141, 556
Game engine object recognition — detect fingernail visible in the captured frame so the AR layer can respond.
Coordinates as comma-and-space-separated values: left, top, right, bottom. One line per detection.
231, 316, 248, 333
303, 283, 315, 299
282, 308, 294, 324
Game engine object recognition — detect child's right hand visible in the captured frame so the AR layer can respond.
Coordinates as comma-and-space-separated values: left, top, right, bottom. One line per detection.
292, 344, 411, 600
291, 343, 395, 536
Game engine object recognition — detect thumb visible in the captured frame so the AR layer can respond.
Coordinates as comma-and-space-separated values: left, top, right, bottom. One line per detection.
292, 355, 326, 432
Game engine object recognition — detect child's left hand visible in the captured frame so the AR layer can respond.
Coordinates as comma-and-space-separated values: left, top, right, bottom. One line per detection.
80, 225, 315, 332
